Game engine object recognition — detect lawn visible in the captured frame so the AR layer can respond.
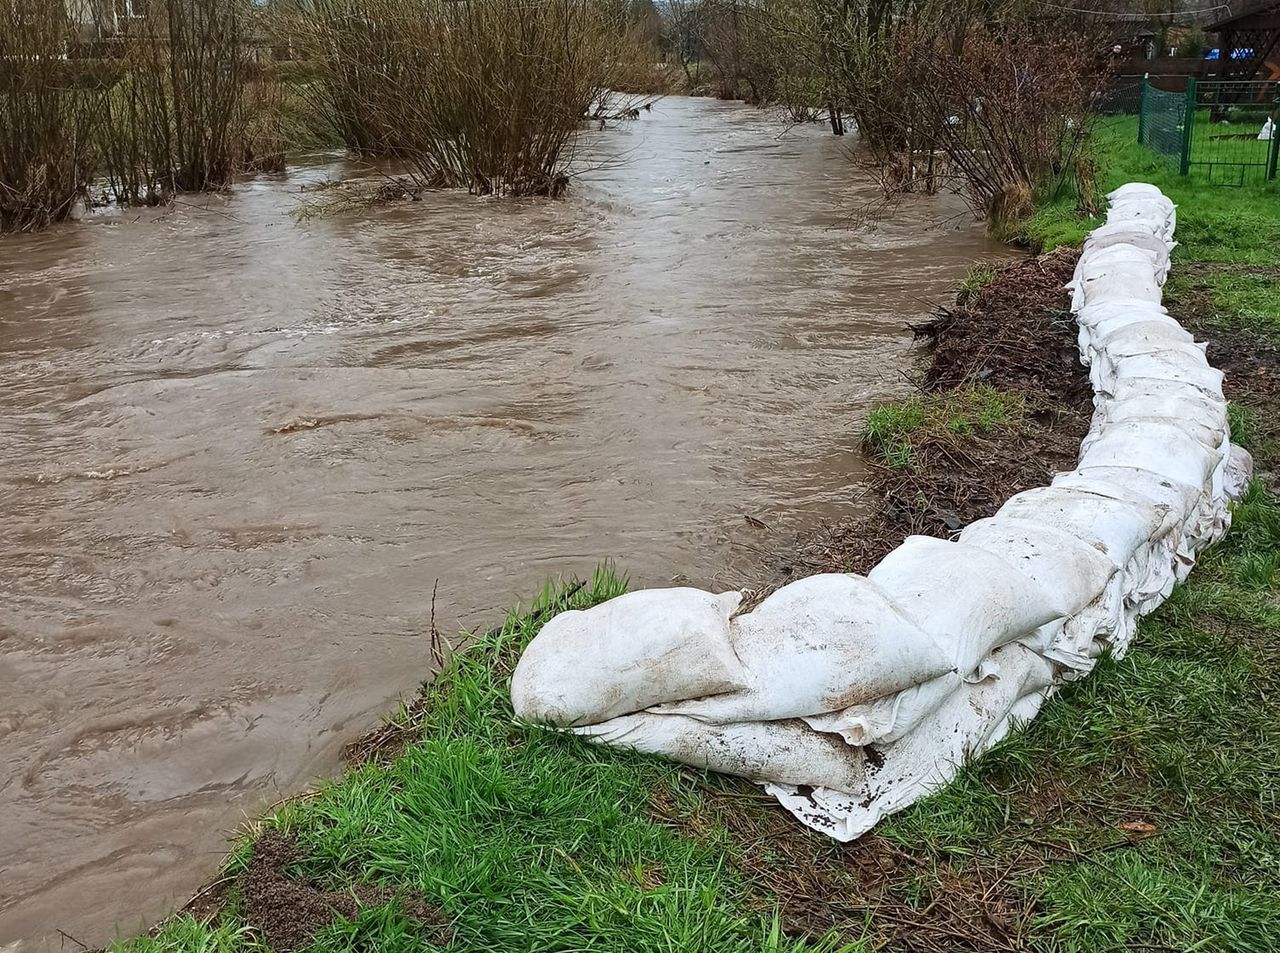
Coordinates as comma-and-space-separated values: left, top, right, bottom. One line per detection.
110, 119, 1280, 953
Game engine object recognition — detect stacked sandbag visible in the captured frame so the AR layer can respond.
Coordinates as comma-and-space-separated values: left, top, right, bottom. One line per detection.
510, 182, 1252, 841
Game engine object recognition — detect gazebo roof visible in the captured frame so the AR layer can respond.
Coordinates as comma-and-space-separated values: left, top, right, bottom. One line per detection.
1207, 1, 1280, 33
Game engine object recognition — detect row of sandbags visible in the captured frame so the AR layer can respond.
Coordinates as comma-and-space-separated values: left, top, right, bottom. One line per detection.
511, 183, 1253, 840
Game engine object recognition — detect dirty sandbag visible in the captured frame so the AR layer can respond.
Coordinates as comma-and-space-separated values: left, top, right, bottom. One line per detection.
1104, 376, 1228, 426
1092, 319, 1195, 354
1085, 410, 1224, 456
1108, 182, 1169, 201
1085, 375, 1226, 450
1077, 297, 1171, 327
1071, 257, 1164, 310
995, 485, 1163, 571
1079, 313, 1189, 365
1105, 208, 1176, 247
1078, 419, 1224, 489
959, 516, 1118, 614
573, 712, 867, 792
1070, 243, 1167, 297
767, 644, 1058, 841
1077, 242, 1168, 277
511, 587, 746, 727
1082, 221, 1175, 267
1053, 465, 1200, 529
1106, 185, 1176, 211
1103, 376, 1227, 426
1106, 198, 1176, 233
1080, 306, 1180, 341
1097, 391, 1227, 451
1105, 186, 1176, 232
866, 535, 1068, 674
1092, 337, 1208, 383
802, 661, 1000, 747
1096, 352, 1224, 400
653, 573, 953, 724
1076, 302, 1174, 345
1225, 445, 1254, 499
1106, 193, 1176, 224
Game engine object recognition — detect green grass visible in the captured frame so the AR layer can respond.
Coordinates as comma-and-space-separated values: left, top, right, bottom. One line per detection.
1021, 116, 1280, 263
956, 261, 997, 301
863, 384, 1025, 469
1165, 271, 1280, 338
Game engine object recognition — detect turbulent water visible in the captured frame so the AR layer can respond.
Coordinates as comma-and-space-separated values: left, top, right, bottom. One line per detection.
0, 96, 1000, 948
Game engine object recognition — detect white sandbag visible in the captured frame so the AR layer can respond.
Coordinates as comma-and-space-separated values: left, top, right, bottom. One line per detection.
1108, 182, 1169, 203
1052, 465, 1201, 524
655, 573, 953, 723
1099, 379, 1227, 430
1100, 353, 1224, 399
1083, 411, 1223, 456
767, 644, 1057, 841
1094, 338, 1210, 378
803, 662, 998, 747
1077, 420, 1223, 489
575, 713, 867, 791
1225, 445, 1254, 499
509, 181, 1246, 846
959, 516, 1118, 614
1105, 186, 1176, 240
1093, 319, 1196, 354
1104, 375, 1228, 422
866, 535, 1068, 674
1070, 243, 1168, 300
1077, 307, 1180, 361
1082, 221, 1175, 266
1077, 298, 1171, 329
511, 588, 746, 727
1075, 259, 1167, 308
995, 485, 1162, 570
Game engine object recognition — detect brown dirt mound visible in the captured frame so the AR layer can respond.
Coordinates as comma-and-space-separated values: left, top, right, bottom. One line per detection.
918, 247, 1089, 403
238, 831, 451, 953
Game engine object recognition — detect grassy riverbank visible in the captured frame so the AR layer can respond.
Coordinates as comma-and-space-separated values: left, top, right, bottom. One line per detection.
111, 125, 1279, 953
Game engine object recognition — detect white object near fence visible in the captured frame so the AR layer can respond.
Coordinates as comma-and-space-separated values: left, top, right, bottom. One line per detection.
511, 183, 1252, 840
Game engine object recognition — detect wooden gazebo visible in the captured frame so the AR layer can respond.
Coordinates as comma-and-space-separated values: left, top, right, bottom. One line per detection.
1207, 1, 1280, 81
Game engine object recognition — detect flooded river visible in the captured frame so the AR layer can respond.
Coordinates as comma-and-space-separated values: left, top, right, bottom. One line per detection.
0, 97, 1000, 947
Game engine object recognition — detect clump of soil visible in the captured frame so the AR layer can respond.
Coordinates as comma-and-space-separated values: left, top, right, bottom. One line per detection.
238, 831, 451, 953
652, 777, 1033, 953
919, 247, 1087, 402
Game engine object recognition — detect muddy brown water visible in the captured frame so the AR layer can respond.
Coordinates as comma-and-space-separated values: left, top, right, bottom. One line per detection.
0, 97, 1001, 948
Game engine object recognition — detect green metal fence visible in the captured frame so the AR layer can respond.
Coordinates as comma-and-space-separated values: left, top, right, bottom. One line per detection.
1138, 76, 1279, 186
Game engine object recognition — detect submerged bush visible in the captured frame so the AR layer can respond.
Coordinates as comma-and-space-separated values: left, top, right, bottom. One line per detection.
0, 0, 106, 231
294, 0, 654, 196
97, 0, 268, 204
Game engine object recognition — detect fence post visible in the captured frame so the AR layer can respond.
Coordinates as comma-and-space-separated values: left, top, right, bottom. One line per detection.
1138, 73, 1149, 143
1179, 76, 1197, 177
1269, 100, 1279, 181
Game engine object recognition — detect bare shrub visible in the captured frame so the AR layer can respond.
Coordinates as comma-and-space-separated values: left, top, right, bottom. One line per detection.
0, 0, 107, 231
915, 22, 1111, 229
97, 0, 274, 205
294, 0, 652, 197
753, 0, 1111, 229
